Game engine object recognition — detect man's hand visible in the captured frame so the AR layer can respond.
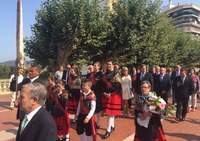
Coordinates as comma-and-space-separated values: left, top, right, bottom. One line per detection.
161, 90, 166, 94
138, 112, 152, 120
84, 117, 90, 123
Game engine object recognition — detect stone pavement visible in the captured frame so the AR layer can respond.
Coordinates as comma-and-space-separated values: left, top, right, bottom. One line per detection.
0, 94, 199, 141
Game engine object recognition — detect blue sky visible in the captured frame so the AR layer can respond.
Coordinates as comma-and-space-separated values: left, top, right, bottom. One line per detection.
0, 0, 200, 62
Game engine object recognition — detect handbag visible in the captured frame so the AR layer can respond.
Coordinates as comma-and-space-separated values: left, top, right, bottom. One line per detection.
130, 90, 134, 99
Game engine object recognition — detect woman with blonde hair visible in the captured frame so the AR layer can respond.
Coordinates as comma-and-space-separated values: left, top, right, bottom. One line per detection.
121, 67, 132, 117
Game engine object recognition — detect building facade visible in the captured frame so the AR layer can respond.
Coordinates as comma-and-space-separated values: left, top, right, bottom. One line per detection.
163, 1, 200, 37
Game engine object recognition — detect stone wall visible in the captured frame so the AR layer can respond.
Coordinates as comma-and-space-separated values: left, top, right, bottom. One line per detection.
0, 79, 10, 95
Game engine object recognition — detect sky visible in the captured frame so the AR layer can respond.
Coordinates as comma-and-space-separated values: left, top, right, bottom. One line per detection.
0, 0, 200, 63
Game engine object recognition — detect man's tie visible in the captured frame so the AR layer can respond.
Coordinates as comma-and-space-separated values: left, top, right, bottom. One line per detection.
140, 73, 144, 80
20, 115, 28, 134
160, 75, 163, 82
182, 77, 185, 84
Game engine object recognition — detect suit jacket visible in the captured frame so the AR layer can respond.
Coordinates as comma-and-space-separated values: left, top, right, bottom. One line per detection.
62, 69, 71, 83
171, 71, 181, 89
16, 107, 57, 141
18, 77, 45, 91
155, 74, 172, 96
17, 77, 44, 120
135, 72, 154, 94
174, 76, 192, 100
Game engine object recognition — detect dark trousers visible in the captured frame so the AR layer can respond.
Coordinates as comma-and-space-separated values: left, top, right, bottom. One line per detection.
158, 91, 168, 104
161, 94, 168, 104
172, 88, 177, 104
176, 98, 189, 118
76, 114, 92, 136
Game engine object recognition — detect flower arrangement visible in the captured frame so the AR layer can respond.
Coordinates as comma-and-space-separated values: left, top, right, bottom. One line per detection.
145, 93, 175, 116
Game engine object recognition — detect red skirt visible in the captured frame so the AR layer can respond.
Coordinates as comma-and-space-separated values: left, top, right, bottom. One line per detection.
134, 127, 167, 141
67, 99, 79, 114
102, 92, 122, 115
53, 111, 70, 135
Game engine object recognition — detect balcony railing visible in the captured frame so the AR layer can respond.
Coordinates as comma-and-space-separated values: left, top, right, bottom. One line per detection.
0, 79, 10, 95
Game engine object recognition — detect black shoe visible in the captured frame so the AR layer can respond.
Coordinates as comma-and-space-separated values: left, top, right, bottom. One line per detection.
66, 137, 70, 141
181, 118, 185, 121
96, 124, 100, 129
181, 115, 186, 121
111, 127, 115, 133
103, 131, 111, 139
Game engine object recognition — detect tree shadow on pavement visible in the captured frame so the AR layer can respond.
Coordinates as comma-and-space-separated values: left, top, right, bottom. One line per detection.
184, 118, 200, 124
6, 128, 18, 135
164, 116, 200, 124
0, 101, 10, 109
163, 116, 177, 123
2, 122, 19, 126
165, 132, 200, 141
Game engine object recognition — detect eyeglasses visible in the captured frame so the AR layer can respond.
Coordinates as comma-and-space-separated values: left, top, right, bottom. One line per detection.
141, 86, 149, 89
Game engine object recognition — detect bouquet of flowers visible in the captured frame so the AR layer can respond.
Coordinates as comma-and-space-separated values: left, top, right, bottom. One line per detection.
145, 93, 175, 116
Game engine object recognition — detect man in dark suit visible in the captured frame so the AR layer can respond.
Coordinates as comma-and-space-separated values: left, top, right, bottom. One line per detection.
152, 65, 160, 92
62, 64, 71, 89
16, 83, 57, 141
155, 67, 172, 103
135, 64, 154, 94
171, 65, 181, 104
16, 65, 44, 119
174, 68, 192, 121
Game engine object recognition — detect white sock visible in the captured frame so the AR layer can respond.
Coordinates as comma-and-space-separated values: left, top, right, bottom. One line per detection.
96, 112, 101, 126
107, 115, 115, 132
87, 135, 92, 141
79, 133, 86, 141
111, 115, 115, 128
66, 134, 70, 138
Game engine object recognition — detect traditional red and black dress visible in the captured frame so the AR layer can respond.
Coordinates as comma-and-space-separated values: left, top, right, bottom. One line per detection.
52, 90, 70, 136
45, 84, 56, 113
76, 91, 97, 141
102, 71, 122, 115
67, 75, 81, 114
134, 95, 167, 141
87, 71, 103, 113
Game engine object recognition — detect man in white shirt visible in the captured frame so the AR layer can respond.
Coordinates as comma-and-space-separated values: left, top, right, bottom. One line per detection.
16, 83, 57, 141
9, 72, 23, 110
54, 65, 64, 81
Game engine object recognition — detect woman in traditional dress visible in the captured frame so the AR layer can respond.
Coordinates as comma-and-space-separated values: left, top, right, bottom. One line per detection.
134, 81, 166, 141
86, 62, 103, 129
102, 59, 122, 139
45, 76, 56, 113
67, 66, 81, 123
52, 81, 70, 141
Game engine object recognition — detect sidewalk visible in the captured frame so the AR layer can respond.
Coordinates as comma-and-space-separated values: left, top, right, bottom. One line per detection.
0, 94, 199, 141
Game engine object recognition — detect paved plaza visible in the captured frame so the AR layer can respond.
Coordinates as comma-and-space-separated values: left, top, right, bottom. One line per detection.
0, 94, 199, 141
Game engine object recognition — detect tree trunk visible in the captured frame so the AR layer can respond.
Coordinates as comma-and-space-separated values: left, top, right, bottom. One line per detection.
57, 43, 73, 68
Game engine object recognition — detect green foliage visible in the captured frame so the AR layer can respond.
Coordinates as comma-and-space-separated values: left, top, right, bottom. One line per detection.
25, 0, 200, 69
39, 71, 51, 79
0, 65, 15, 79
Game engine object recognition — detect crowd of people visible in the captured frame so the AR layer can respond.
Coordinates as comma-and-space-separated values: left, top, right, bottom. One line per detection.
10, 61, 200, 141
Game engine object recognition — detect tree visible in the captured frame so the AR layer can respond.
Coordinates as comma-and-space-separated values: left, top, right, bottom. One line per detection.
25, 0, 94, 68
25, 0, 200, 69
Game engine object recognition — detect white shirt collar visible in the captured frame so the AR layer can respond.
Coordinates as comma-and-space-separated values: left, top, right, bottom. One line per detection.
83, 90, 91, 97
26, 106, 42, 122
30, 76, 39, 83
